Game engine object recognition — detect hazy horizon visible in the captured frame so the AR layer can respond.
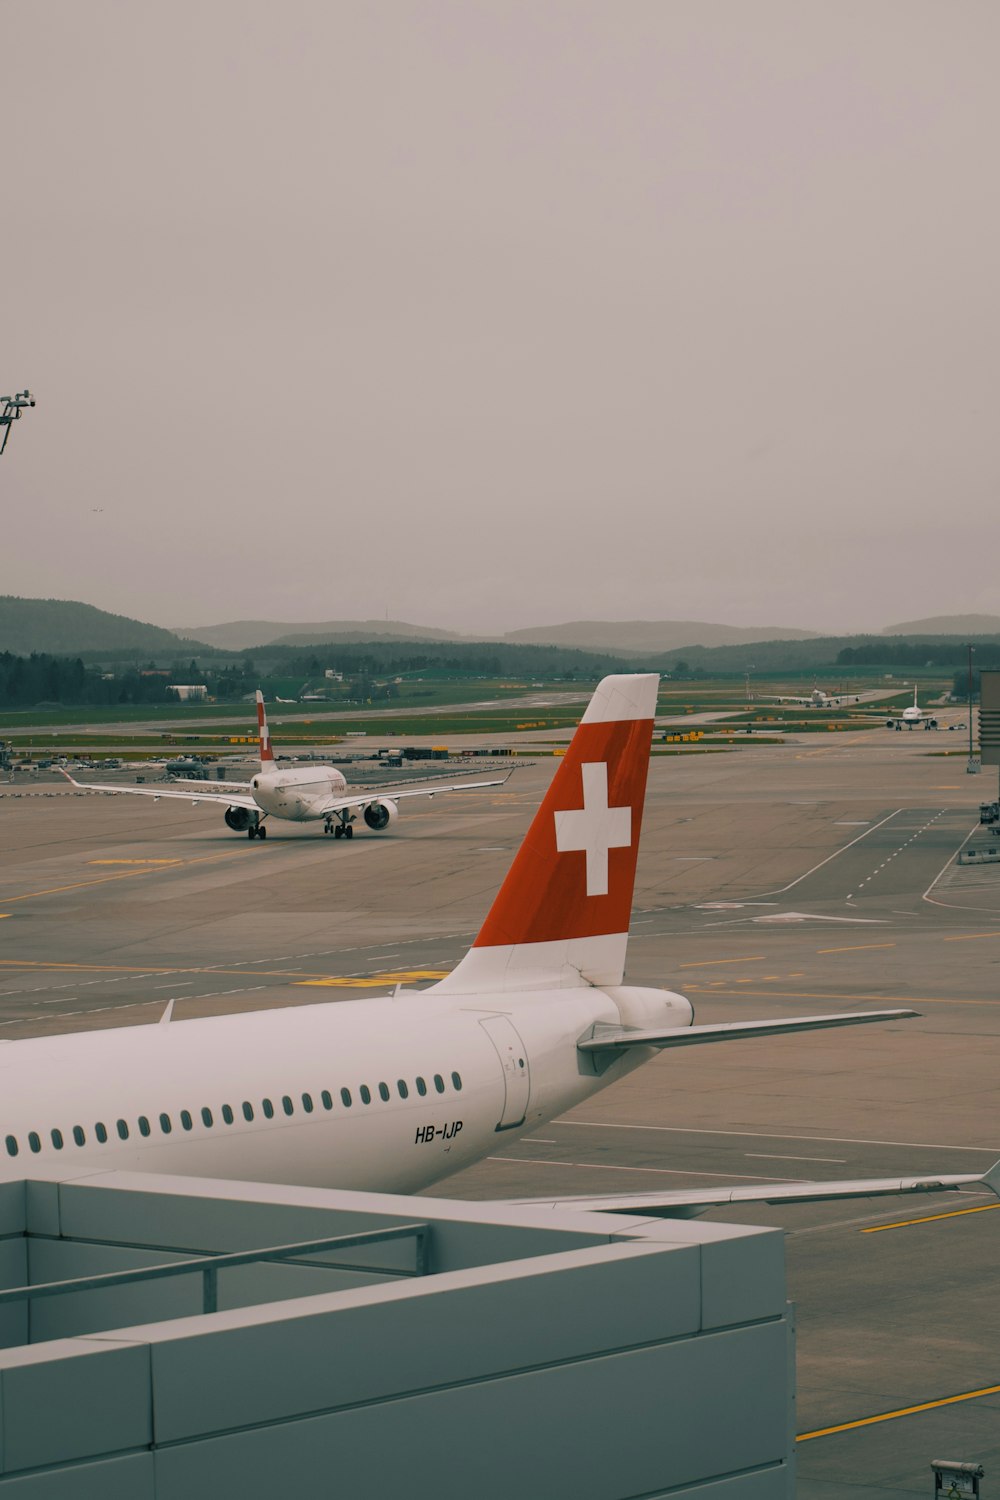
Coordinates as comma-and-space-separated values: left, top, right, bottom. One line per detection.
4, 3, 998, 635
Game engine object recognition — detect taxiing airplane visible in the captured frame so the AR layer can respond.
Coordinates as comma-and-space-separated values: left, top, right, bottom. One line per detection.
17, 674, 1000, 1216
886, 685, 938, 731
61, 691, 508, 840
770, 687, 838, 708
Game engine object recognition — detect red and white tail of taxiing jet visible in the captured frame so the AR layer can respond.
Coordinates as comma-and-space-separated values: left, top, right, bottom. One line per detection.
255, 688, 276, 766
59, 689, 509, 840
28, 672, 1000, 1214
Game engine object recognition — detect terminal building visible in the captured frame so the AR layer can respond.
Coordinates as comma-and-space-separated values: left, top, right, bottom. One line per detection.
0, 1169, 794, 1498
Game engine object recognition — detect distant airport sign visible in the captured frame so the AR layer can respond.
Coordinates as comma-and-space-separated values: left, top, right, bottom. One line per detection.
979, 670, 1000, 767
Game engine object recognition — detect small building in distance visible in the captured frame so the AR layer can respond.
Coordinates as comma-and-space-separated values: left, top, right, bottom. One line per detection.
168, 685, 208, 702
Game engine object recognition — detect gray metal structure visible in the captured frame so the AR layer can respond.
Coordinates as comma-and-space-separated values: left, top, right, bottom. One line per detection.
978, 669, 1000, 771
0, 1169, 795, 1498
0, 391, 34, 455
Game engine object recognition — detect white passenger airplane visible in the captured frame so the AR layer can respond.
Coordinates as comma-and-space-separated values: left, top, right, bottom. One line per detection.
770, 688, 838, 708
62, 691, 508, 840
886, 685, 938, 731
14, 674, 1000, 1215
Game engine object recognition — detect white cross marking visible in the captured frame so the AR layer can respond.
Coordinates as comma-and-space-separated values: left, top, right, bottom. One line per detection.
553, 762, 632, 897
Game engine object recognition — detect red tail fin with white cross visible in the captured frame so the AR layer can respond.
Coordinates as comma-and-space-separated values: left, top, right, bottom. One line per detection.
433, 674, 658, 993
255, 690, 276, 766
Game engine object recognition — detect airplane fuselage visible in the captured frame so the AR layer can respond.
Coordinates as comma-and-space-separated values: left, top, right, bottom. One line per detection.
250, 765, 348, 822
0, 986, 693, 1191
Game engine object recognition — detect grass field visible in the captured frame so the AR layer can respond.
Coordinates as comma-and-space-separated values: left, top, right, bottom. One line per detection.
0, 676, 951, 755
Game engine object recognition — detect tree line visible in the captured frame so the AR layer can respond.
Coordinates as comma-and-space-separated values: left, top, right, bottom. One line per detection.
0, 654, 178, 709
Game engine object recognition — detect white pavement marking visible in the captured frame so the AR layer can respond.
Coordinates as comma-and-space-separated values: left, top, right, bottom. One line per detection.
488, 1157, 806, 1181
746, 1154, 847, 1164
556, 1121, 1000, 1152
749, 808, 903, 897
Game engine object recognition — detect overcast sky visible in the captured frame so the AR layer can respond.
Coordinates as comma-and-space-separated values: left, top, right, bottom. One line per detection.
3, 2, 997, 636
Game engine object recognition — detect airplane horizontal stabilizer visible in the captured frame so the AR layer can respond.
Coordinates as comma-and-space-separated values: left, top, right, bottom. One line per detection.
578, 1008, 918, 1052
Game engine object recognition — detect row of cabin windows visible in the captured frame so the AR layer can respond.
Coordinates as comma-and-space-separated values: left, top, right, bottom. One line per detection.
3, 1071, 463, 1158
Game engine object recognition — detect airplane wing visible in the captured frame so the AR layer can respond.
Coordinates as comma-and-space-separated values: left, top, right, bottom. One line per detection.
510, 1010, 1000, 1217
578, 1009, 917, 1052
314, 771, 512, 818
509, 1165, 1000, 1219
167, 776, 254, 792
58, 769, 257, 810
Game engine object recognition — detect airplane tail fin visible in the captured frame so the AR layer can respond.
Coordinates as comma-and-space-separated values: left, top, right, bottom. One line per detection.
256, 690, 276, 766
433, 674, 659, 993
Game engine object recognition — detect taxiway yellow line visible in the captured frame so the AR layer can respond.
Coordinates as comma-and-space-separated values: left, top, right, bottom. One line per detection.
678, 956, 766, 969
943, 932, 1000, 942
297, 970, 449, 988
0, 960, 321, 981
0, 848, 244, 905
862, 1202, 1000, 1233
816, 943, 896, 954
87, 859, 182, 866
0, 958, 449, 987
798, 1383, 1000, 1441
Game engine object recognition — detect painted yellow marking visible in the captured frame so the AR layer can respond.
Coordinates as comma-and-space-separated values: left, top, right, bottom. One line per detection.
297, 970, 449, 988
2, 848, 240, 904
943, 932, 1000, 942
678, 956, 766, 969
862, 1202, 1000, 1234
87, 858, 182, 866
0, 915, 9, 920
797, 1382, 1000, 1441
0, 959, 316, 980
817, 943, 896, 954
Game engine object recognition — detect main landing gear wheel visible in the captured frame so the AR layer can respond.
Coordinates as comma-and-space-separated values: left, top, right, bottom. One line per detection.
248, 826, 257, 839
333, 824, 343, 839
258, 825, 267, 839
344, 825, 353, 839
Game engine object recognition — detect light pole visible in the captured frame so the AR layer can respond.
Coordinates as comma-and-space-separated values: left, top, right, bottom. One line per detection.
0, 390, 35, 455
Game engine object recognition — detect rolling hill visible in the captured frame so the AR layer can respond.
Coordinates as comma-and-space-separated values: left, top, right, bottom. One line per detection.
883, 614, 1000, 636
178, 619, 464, 651
504, 619, 820, 654
0, 597, 193, 656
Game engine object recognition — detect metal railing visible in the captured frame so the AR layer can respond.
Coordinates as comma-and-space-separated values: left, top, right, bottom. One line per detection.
0, 1222, 429, 1318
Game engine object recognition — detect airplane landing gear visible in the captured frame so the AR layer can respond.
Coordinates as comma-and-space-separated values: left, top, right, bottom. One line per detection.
248, 821, 267, 840
329, 818, 354, 840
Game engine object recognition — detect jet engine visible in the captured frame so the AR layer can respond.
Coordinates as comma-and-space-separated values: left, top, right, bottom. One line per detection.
363, 798, 399, 831
224, 806, 256, 832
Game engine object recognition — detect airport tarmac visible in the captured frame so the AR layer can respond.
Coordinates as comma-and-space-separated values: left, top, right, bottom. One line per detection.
1, 726, 998, 1495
